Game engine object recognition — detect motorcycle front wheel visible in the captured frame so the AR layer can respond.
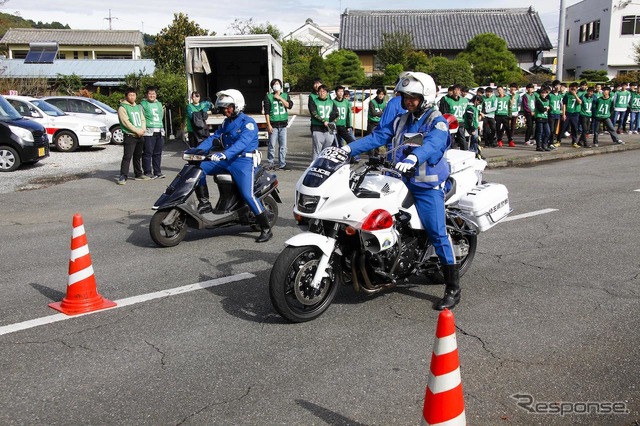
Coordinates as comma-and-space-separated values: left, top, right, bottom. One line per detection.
149, 209, 188, 247
269, 246, 339, 323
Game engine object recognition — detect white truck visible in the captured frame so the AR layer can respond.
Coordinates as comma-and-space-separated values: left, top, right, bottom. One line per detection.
184, 34, 284, 141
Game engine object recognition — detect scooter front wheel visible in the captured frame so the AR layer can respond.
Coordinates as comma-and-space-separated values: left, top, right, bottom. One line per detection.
150, 209, 188, 247
269, 246, 339, 323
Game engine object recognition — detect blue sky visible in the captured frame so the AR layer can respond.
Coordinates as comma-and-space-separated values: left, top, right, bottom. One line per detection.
7, 0, 575, 46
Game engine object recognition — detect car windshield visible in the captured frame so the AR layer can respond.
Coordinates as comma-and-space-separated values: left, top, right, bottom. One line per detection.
31, 99, 66, 117
88, 98, 117, 113
0, 96, 24, 121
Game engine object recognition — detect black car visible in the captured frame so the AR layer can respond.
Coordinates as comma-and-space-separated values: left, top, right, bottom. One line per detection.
0, 95, 49, 172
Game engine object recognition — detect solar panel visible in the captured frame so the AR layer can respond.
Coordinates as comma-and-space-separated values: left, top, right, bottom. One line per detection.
24, 42, 59, 64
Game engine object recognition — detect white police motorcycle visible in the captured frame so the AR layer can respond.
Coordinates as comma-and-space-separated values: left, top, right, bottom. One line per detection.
268, 135, 511, 322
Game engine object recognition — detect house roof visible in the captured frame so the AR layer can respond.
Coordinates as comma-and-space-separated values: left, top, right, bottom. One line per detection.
0, 28, 144, 47
283, 19, 338, 45
339, 8, 553, 51
0, 59, 155, 79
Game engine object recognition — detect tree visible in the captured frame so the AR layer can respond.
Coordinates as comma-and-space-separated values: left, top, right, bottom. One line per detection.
281, 39, 318, 91
376, 32, 414, 70
322, 50, 365, 88
145, 13, 209, 74
428, 57, 476, 88
383, 64, 404, 85
579, 70, 609, 82
407, 51, 430, 73
55, 73, 82, 95
227, 18, 282, 40
457, 33, 521, 85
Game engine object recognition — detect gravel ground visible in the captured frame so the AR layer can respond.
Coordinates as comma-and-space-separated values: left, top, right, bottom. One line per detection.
0, 145, 123, 194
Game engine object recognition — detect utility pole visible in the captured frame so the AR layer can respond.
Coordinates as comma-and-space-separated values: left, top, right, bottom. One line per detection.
104, 9, 119, 30
557, 0, 566, 81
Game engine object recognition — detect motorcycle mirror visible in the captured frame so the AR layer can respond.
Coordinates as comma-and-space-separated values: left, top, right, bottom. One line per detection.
403, 132, 423, 146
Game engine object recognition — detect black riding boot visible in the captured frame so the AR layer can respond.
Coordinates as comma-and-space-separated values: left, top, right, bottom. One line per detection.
435, 264, 461, 310
195, 185, 212, 214
255, 212, 273, 243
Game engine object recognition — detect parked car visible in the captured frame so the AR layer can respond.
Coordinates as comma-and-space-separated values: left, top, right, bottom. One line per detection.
41, 96, 123, 145
0, 95, 49, 172
6, 95, 110, 152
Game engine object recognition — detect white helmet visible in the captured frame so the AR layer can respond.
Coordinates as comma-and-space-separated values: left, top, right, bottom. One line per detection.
215, 89, 245, 116
394, 72, 437, 112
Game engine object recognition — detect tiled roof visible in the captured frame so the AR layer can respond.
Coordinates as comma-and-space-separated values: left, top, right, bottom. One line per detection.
0, 59, 155, 79
0, 29, 144, 47
339, 8, 553, 51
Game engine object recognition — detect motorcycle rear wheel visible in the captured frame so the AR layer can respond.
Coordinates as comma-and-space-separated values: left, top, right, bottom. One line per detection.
269, 246, 338, 323
149, 209, 188, 247
426, 233, 477, 283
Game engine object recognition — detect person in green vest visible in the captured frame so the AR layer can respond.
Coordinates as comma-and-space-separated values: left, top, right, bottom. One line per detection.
186, 91, 212, 147
508, 83, 521, 146
482, 86, 497, 147
613, 82, 631, 134
593, 86, 624, 147
332, 85, 355, 147
440, 84, 469, 150
367, 88, 387, 133
140, 86, 165, 179
578, 87, 595, 147
464, 95, 484, 159
494, 86, 513, 147
629, 83, 640, 134
309, 84, 339, 160
533, 85, 551, 152
558, 82, 583, 148
546, 80, 563, 149
117, 87, 147, 185
264, 78, 293, 171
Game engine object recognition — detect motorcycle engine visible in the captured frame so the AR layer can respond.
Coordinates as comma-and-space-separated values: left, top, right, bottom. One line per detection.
368, 236, 419, 278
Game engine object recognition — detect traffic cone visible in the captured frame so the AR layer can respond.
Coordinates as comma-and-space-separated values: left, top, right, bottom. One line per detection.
421, 308, 465, 426
49, 213, 116, 315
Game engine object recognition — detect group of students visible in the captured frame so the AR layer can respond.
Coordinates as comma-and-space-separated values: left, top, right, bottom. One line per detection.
437, 80, 638, 157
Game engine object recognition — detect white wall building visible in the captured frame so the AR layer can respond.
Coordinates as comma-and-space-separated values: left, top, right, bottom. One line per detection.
563, 0, 640, 80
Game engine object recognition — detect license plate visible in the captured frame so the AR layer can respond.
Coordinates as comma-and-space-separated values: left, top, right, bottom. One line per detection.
38, 147, 45, 156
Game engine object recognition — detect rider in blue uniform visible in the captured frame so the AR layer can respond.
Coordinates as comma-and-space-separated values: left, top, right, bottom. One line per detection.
343, 72, 461, 310
194, 89, 273, 243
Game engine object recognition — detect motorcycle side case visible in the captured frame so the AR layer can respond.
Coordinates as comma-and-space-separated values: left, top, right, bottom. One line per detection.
457, 183, 510, 232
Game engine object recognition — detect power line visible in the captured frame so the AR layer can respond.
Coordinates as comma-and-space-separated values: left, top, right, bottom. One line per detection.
104, 9, 119, 30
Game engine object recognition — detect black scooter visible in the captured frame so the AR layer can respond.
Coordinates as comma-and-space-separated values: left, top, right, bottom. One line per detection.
150, 149, 281, 247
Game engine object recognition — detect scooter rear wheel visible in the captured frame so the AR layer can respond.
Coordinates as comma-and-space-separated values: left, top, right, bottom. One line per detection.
150, 209, 188, 247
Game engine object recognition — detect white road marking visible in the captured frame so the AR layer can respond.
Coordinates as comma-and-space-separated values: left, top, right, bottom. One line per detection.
0, 272, 256, 337
287, 115, 297, 127
635, 189, 640, 192
502, 208, 558, 222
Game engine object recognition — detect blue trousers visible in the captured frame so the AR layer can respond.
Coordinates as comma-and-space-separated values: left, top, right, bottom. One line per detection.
199, 156, 264, 215
407, 182, 456, 265
143, 132, 164, 176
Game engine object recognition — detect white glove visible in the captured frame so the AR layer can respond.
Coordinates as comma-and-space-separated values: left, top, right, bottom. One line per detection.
211, 152, 226, 162
342, 145, 351, 154
395, 154, 417, 173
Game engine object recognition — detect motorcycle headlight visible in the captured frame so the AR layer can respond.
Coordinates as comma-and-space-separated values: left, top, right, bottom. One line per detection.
297, 193, 320, 214
183, 153, 207, 161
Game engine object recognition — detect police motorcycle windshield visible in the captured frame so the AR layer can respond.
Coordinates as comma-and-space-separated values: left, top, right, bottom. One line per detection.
302, 147, 349, 188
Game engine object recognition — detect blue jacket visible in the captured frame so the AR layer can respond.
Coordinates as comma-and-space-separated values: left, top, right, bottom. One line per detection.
379, 96, 406, 128
348, 108, 450, 188
197, 112, 258, 159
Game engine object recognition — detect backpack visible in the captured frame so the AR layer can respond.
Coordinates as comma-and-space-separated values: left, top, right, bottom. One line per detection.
191, 109, 210, 141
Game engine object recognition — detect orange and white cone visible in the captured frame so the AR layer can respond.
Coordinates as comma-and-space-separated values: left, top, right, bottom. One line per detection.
421, 308, 465, 426
49, 213, 116, 315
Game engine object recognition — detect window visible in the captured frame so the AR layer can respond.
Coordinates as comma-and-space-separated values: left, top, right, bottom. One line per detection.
24, 42, 58, 64
566, 29, 571, 46
621, 15, 640, 35
580, 20, 600, 43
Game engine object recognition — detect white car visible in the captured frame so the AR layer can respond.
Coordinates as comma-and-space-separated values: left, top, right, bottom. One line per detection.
41, 96, 123, 145
6, 96, 111, 152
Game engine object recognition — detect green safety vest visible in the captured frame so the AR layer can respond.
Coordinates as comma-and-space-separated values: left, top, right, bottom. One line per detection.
548, 93, 563, 115
444, 96, 468, 119
483, 95, 497, 117
523, 93, 536, 113
464, 104, 479, 130
119, 102, 143, 135
267, 93, 289, 122
630, 92, 640, 112
311, 97, 335, 126
534, 98, 549, 120
495, 95, 510, 116
140, 99, 163, 128
368, 98, 387, 123
564, 93, 581, 114
595, 97, 614, 119
614, 90, 631, 109
333, 98, 351, 127
508, 93, 520, 116
579, 95, 594, 117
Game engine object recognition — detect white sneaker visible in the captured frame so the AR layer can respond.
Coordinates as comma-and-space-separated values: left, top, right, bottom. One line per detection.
628, 130, 633, 134
564, 131, 570, 137
524, 140, 533, 145
633, 131, 638, 134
